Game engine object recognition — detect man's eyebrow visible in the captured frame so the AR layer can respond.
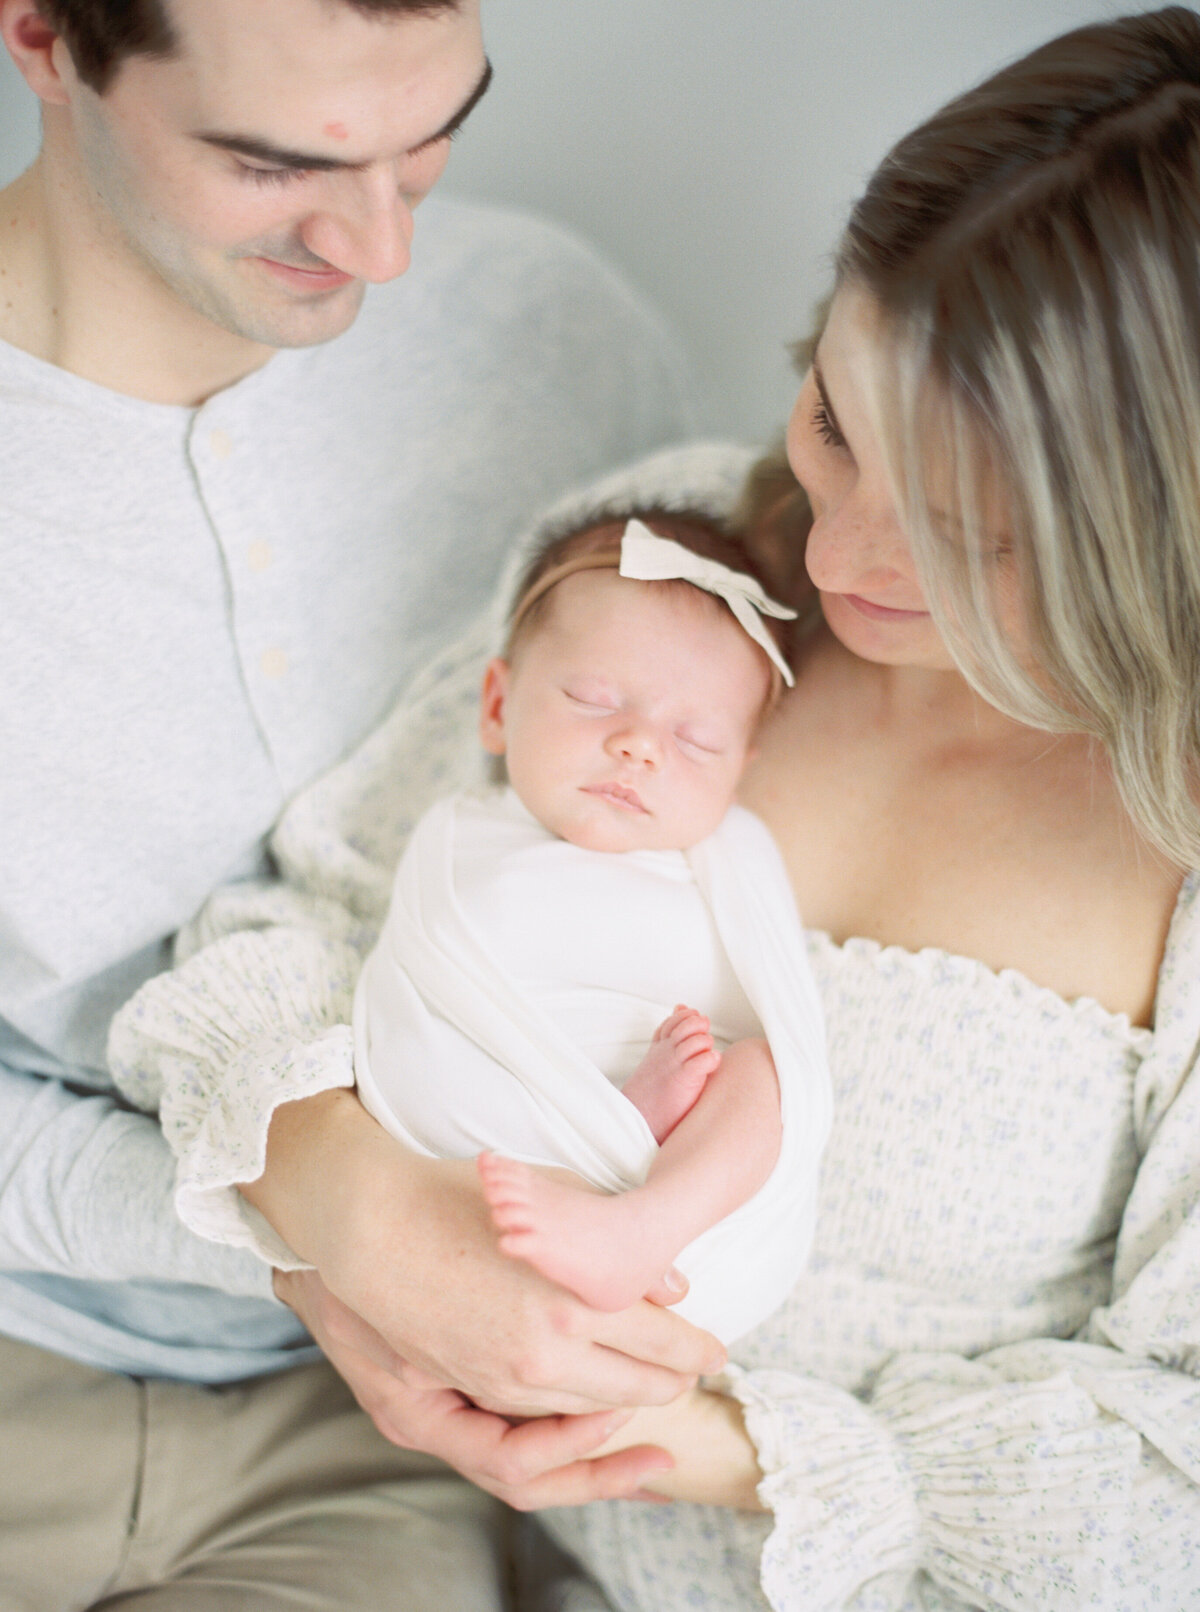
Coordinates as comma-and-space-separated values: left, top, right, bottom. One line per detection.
427, 57, 493, 147
195, 58, 493, 172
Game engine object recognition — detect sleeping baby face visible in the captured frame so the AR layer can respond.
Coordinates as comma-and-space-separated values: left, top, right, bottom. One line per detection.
479, 567, 773, 852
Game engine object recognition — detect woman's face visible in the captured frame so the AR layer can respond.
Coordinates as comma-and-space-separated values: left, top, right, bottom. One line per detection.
786, 284, 959, 673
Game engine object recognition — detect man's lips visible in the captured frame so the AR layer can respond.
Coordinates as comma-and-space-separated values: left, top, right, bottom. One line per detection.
842, 593, 929, 623
254, 257, 355, 292
582, 782, 649, 814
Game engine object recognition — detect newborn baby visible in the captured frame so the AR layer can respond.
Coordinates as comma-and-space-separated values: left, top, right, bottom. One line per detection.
354, 514, 832, 1343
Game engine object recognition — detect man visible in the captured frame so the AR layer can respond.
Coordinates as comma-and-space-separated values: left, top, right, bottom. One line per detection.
0, 1, 720, 1604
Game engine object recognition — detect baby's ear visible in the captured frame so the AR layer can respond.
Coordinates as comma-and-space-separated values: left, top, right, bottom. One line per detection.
479, 658, 510, 755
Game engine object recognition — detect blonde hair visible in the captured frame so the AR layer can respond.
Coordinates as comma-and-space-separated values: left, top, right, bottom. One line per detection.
837, 5, 1200, 866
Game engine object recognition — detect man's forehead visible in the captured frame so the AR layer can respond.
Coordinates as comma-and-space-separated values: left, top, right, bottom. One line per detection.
119, 0, 485, 156
149, 0, 478, 97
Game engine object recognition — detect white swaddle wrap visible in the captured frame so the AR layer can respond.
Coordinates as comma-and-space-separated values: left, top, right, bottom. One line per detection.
354, 786, 832, 1343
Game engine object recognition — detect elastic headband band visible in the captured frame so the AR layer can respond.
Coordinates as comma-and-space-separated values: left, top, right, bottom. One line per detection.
506, 519, 798, 687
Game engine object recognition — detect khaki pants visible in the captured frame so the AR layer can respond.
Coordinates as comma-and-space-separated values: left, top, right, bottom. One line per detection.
0, 1333, 601, 1612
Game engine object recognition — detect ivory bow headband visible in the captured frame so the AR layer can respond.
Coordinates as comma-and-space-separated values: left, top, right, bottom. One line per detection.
507, 518, 798, 686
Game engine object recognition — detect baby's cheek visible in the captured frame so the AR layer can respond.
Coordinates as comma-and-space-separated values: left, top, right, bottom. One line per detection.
679, 777, 741, 847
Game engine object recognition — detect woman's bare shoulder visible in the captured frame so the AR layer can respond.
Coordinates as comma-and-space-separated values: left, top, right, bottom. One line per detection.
740, 633, 1183, 1028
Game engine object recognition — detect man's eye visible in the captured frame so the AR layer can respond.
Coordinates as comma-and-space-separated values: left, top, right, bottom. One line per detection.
238, 163, 307, 187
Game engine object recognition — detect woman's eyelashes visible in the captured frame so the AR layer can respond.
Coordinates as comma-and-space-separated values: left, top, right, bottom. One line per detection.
809, 360, 850, 452
812, 398, 848, 451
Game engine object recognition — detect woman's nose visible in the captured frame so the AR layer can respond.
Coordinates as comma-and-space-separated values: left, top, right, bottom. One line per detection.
803, 497, 915, 596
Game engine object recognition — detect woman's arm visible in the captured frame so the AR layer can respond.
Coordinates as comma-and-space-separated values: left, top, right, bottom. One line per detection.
528, 1029, 1200, 1612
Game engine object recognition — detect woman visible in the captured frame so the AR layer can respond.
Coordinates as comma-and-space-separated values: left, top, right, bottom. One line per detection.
112, 7, 1200, 1607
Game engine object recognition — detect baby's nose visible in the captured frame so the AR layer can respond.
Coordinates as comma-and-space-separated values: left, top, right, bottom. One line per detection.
608, 724, 661, 766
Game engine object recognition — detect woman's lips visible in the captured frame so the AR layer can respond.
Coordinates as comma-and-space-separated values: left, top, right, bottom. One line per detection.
583, 782, 649, 814
843, 593, 929, 623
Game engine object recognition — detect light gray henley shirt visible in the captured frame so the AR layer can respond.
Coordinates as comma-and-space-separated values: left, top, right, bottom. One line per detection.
0, 196, 694, 1380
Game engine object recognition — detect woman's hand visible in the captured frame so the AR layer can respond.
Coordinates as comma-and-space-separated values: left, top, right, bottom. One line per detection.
589, 1386, 766, 1509
242, 1089, 726, 1421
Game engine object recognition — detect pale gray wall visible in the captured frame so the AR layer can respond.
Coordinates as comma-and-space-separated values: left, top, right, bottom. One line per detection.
0, 1, 1185, 438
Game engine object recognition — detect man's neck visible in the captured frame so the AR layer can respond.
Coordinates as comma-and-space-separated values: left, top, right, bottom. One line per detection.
0, 155, 274, 407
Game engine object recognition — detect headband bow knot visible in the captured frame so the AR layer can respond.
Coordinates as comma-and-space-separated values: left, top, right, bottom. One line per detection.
619, 519, 797, 686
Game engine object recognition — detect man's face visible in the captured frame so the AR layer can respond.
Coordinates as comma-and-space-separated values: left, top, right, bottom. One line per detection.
60, 0, 487, 348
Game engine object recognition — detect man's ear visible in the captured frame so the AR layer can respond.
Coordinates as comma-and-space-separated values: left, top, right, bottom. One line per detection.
479, 657, 510, 755
1, 0, 73, 105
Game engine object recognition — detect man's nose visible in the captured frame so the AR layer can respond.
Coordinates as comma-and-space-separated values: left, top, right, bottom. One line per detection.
606, 722, 663, 768
299, 169, 415, 283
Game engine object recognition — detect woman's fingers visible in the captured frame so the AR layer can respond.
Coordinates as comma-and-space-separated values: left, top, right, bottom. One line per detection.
454, 1410, 676, 1509
498, 1445, 677, 1511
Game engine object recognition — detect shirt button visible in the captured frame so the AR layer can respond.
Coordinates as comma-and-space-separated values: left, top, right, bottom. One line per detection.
209, 428, 233, 460
247, 540, 273, 573
261, 647, 288, 680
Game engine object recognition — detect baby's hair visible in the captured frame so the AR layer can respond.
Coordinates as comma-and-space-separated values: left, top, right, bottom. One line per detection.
731, 439, 816, 630
505, 507, 796, 678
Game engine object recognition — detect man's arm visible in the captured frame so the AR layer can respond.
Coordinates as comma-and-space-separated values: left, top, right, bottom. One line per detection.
245, 1088, 725, 1412
0, 1061, 273, 1294
241, 1088, 727, 1498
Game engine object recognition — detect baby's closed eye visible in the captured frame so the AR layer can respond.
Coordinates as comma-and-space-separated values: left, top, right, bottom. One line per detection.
675, 728, 724, 758
563, 684, 619, 712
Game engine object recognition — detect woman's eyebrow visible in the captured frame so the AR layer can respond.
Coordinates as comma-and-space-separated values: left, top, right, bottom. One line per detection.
811, 356, 844, 439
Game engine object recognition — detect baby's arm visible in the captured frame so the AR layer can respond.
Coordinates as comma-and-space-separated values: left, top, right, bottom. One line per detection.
479, 1011, 781, 1313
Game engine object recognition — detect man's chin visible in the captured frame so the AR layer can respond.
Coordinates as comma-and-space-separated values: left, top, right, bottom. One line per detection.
175, 266, 368, 353
229, 280, 368, 350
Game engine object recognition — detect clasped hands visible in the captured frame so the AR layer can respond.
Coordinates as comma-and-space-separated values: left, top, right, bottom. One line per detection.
245, 1089, 761, 1512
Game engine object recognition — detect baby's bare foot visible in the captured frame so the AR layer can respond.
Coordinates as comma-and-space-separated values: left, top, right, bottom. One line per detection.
477, 1151, 678, 1311
622, 1005, 720, 1143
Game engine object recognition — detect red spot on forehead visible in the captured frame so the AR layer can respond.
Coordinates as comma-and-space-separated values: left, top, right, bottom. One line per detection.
324, 121, 349, 140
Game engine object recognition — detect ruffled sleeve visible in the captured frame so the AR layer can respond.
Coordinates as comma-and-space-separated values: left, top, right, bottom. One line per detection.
708, 876, 1200, 1610
108, 927, 362, 1268
722, 1346, 1151, 1611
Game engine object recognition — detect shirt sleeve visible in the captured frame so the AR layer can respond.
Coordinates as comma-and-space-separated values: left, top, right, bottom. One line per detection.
109, 926, 362, 1270
543, 884, 1200, 1612
709, 888, 1200, 1611
0, 1059, 275, 1298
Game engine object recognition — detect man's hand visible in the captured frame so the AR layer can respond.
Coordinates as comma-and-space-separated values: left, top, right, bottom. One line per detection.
277, 1265, 678, 1506
244, 1090, 725, 1421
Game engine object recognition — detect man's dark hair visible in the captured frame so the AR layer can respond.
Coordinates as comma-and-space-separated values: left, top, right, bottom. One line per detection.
36, 0, 460, 94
